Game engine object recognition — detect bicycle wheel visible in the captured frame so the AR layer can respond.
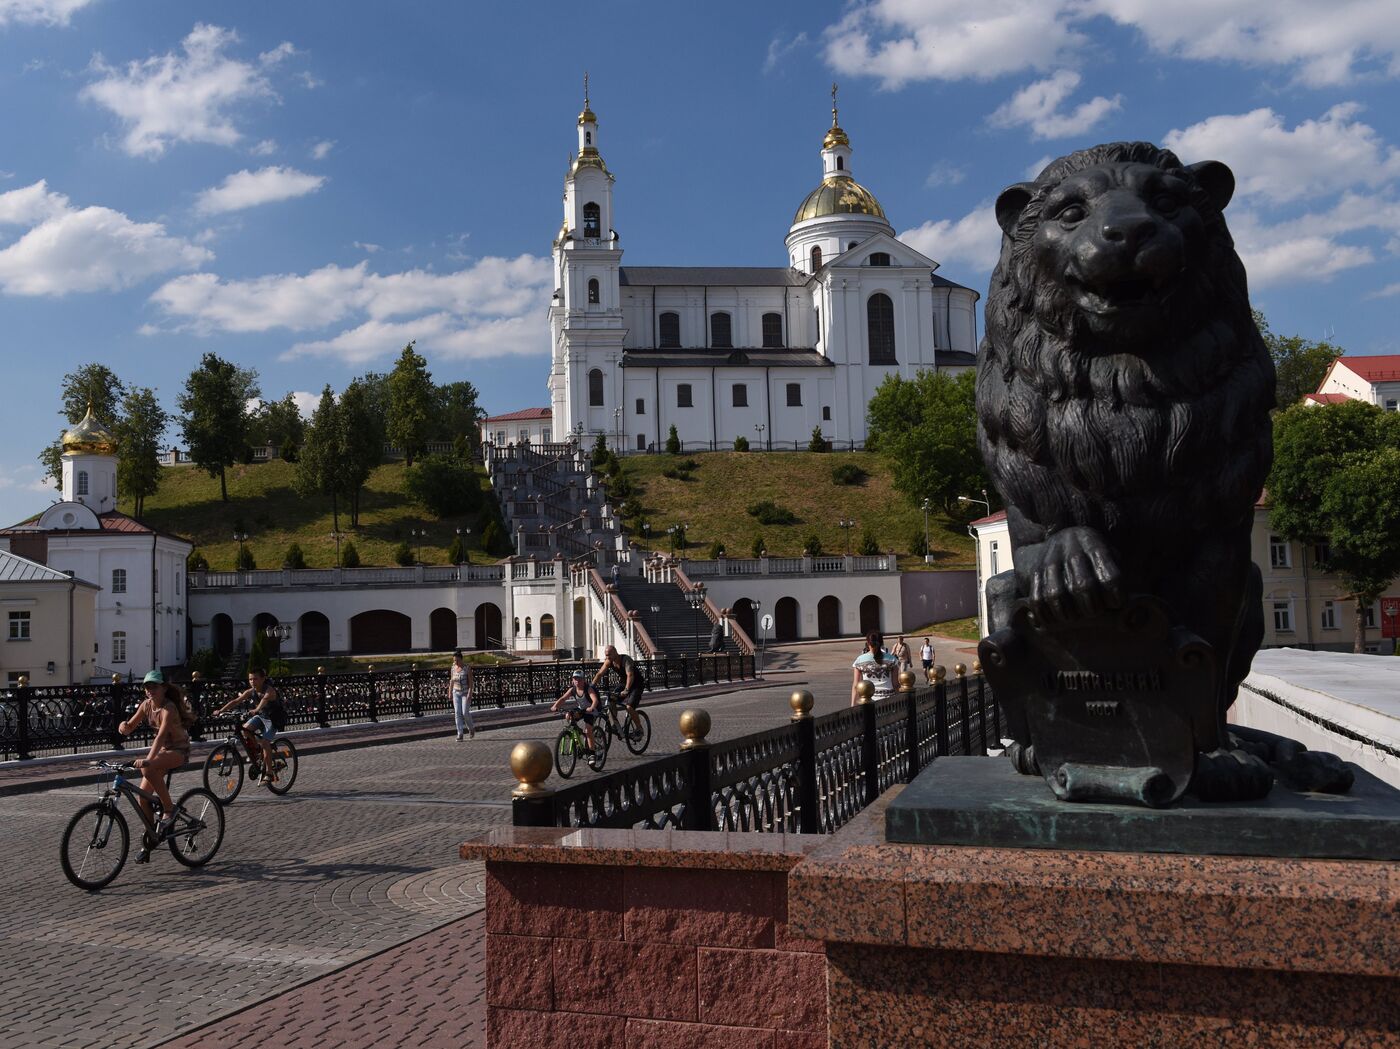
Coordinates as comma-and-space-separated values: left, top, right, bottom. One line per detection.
622, 710, 652, 755
264, 738, 298, 795
586, 726, 609, 772
202, 742, 245, 804
60, 802, 129, 891
554, 728, 578, 779
167, 788, 225, 868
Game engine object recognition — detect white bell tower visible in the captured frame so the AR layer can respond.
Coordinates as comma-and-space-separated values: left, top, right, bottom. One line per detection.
59, 406, 119, 514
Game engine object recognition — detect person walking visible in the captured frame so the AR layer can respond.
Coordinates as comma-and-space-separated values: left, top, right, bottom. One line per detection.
920, 637, 936, 684
610, 562, 620, 588
850, 633, 899, 706
450, 649, 475, 740
707, 619, 725, 654
892, 635, 912, 676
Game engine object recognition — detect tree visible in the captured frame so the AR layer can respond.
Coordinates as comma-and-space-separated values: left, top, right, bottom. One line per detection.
858, 528, 880, 556
251, 393, 307, 461
393, 540, 414, 566
340, 541, 361, 568
481, 518, 507, 556
41, 363, 129, 485
386, 342, 435, 467
751, 534, 767, 558
808, 426, 828, 452
1268, 401, 1400, 652
296, 386, 345, 532
435, 379, 482, 445
665, 424, 681, 455
866, 369, 986, 512
187, 548, 209, 573
1255, 312, 1341, 410
803, 532, 823, 556
114, 386, 167, 517
235, 545, 257, 571
733, 435, 749, 451
447, 532, 467, 564
338, 379, 384, 527
177, 353, 259, 501
406, 454, 482, 517
283, 542, 307, 569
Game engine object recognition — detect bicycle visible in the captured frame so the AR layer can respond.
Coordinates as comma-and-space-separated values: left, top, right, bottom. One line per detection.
202, 722, 298, 804
60, 761, 225, 891
597, 687, 651, 755
554, 708, 608, 779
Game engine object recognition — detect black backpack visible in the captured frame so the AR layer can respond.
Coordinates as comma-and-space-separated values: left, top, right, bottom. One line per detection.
265, 693, 288, 731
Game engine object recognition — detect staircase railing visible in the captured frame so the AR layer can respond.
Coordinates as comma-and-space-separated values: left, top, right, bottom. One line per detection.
585, 567, 657, 658
673, 564, 756, 655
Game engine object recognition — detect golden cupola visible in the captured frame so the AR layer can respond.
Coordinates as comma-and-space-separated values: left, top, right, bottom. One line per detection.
791, 84, 888, 225
62, 405, 119, 456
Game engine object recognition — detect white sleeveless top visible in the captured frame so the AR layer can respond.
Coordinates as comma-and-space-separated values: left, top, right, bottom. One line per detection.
852, 652, 900, 699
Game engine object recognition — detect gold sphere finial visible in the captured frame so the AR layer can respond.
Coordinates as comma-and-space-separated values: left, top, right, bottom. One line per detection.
954, 662, 968, 678
510, 741, 553, 797
897, 670, 916, 693
972, 659, 982, 675
679, 709, 711, 749
191, 671, 202, 682
367, 664, 375, 674
854, 679, 875, 704
934, 664, 947, 683
17, 674, 28, 687
317, 665, 325, 675
789, 689, 814, 720
112, 673, 121, 684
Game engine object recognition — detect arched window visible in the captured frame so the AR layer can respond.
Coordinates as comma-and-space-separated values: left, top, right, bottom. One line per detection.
869, 252, 891, 267
525, 617, 532, 637
588, 277, 600, 304
659, 312, 680, 348
761, 313, 783, 348
867, 293, 896, 364
583, 202, 600, 238
585, 130, 592, 145
589, 368, 605, 406
810, 245, 822, 272
77, 471, 88, 496
836, 156, 844, 170
710, 312, 732, 348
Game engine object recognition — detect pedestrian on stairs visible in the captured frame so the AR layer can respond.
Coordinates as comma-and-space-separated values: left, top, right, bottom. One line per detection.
610, 562, 620, 587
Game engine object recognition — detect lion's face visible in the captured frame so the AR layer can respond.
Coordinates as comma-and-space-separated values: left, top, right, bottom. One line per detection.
1029, 162, 1209, 343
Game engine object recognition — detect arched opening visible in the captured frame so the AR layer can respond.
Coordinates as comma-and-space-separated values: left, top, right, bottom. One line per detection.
430, 607, 457, 651
809, 245, 822, 273
733, 598, 756, 641
762, 312, 783, 348
583, 201, 600, 238
589, 368, 605, 407
859, 595, 883, 636
588, 277, 600, 304
659, 311, 680, 348
775, 597, 799, 642
540, 613, 556, 652
817, 596, 842, 638
710, 312, 732, 348
868, 252, 891, 266
298, 611, 330, 656
211, 614, 233, 658
253, 612, 281, 660
867, 293, 896, 364
525, 616, 532, 638
475, 602, 502, 650
349, 609, 411, 655
836, 155, 844, 170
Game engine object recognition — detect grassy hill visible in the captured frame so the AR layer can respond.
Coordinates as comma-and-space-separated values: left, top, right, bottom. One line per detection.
614, 451, 975, 570
126, 459, 506, 571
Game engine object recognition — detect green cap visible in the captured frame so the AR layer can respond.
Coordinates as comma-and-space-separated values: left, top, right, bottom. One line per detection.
142, 669, 165, 685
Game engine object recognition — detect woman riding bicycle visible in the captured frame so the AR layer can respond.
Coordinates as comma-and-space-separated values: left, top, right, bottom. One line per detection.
117, 669, 195, 836
550, 670, 600, 751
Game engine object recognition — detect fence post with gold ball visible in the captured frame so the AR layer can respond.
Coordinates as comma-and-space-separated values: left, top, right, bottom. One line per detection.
790, 689, 814, 722
679, 709, 714, 831
510, 740, 556, 827
854, 679, 876, 705
792, 689, 821, 833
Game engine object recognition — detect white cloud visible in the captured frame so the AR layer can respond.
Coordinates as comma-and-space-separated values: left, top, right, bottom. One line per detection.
148, 254, 553, 363
764, 32, 809, 73
297, 71, 323, 90
900, 205, 1003, 274
1023, 154, 1054, 180
353, 241, 381, 254
1164, 104, 1400, 204
1369, 282, 1400, 299
0, 180, 210, 295
0, 463, 55, 495
195, 166, 326, 215
925, 161, 966, 188
290, 390, 319, 417
81, 23, 280, 157
257, 41, 296, 67
989, 71, 1121, 140
250, 138, 277, 156
0, 0, 95, 27
311, 139, 334, 160
823, 1, 1400, 88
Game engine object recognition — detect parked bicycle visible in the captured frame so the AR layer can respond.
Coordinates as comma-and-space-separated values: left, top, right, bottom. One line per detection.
597, 686, 652, 755
60, 760, 225, 891
554, 708, 608, 779
202, 723, 298, 804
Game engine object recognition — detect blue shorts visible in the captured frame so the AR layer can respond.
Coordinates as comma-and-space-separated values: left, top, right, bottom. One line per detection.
244, 714, 277, 741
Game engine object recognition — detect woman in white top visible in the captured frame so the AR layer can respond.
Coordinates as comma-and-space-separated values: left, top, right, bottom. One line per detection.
450, 649, 475, 740
850, 632, 900, 706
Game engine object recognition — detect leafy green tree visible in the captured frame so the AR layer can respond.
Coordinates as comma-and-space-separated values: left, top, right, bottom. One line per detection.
406, 454, 482, 517
338, 379, 385, 527
808, 426, 828, 452
114, 386, 167, 517
435, 380, 482, 444
296, 386, 346, 532
235, 545, 257, 571
447, 532, 467, 564
248, 631, 270, 673
340, 541, 361, 568
866, 369, 986, 512
386, 342, 435, 467
665, 424, 681, 455
177, 353, 259, 501
393, 540, 414, 566
283, 543, 307, 569
251, 393, 307, 461
480, 518, 506, 556
803, 532, 823, 556
1255, 312, 1342, 409
858, 528, 880, 556
1269, 401, 1400, 652
733, 435, 749, 451
40, 363, 129, 485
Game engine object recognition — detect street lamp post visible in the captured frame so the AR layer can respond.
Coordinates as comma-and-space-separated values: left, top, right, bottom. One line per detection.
233, 532, 249, 569
838, 518, 855, 556
921, 498, 932, 564
685, 587, 706, 655
330, 530, 344, 567
455, 526, 472, 565
751, 598, 764, 676
754, 423, 766, 451
649, 603, 661, 647
641, 521, 651, 550
956, 489, 991, 517
410, 527, 427, 564
613, 406, 622, 451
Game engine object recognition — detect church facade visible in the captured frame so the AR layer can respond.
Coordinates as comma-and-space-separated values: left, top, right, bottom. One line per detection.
546, 90, 979, 451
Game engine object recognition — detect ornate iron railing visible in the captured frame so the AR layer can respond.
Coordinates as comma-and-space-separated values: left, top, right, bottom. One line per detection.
0, 653, 756, 761
514, 674, 999, 835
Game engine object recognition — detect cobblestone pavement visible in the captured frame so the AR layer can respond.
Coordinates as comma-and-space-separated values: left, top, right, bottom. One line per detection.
4, 640, 907, 1049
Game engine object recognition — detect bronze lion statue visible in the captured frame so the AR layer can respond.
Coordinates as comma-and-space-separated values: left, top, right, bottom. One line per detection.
976, 142, 1349, 804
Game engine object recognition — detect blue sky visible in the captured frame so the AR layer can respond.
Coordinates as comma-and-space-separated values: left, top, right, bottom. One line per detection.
4, 0, 1400, 525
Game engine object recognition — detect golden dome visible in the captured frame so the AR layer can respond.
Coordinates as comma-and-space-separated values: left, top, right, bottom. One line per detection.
62, 405, 118, 455
824, 125, 850, 149
792, 174, 887, 224
577, 105, 596, 126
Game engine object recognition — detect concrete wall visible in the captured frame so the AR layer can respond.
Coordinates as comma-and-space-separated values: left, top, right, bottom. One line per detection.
899, 569, 977, 630
699, 574, 903, 641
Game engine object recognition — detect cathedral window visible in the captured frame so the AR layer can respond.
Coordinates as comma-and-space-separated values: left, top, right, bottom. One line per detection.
585, 131, 592, 145
677, 384, 693, 408
659, 312, 680, 348
636, 434, 646, 451
762, 313, 782, 348
710, 312, 732, 348
112, 569, 127, 594
635, 398, 645, 415
111, 631, 126, 663
786, 383, 802, 407
583, 202, 601, 238
589, 368, 605, 406
867, 293, 897, 364
77, 471, 89, 496
732, 384, 748, 408
869, 252, 891, 266
822, 406, 831, 421
810, 246, 822, 272
588, 278, 600, 304
836, 156, 844, 170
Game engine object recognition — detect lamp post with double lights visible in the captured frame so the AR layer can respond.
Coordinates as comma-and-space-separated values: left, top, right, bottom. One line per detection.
455, 526, 472, 565
838, 518, 856, 556
754, 423, 766, 451
751, 598, 764, 676
921, 498, 932, 564
649, 603, 661, 647
233, 532, 249, 569
685, 586, 707, 656
330, 530, 345, 568
956, 489, 991, 517
263, 621, 291, 659
410, 527, 428, 564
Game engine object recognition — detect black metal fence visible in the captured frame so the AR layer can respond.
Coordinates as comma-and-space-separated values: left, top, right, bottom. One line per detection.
513, 673, 998, 834
0, 653, 756, 762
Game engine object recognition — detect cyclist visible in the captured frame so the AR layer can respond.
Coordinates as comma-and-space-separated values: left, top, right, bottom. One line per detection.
211, 666, 285, 784
550, 670, 601, 751
592, 645, 646, 732
116, 669, 195, 847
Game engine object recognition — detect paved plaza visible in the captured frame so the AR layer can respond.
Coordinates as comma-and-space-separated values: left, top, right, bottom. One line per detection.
3, 639, 973, 1049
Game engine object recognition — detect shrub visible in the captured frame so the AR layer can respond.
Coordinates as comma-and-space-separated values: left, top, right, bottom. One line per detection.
665, 424, 681, 455
186, 548, 209, 573
619, 497, 643, 519
406, 454, 481, 517
678, 458, 699, 471
340, 541, 361, 568
747, 500, 797, 525
858, 528, 880, 556
733, 435, 749, 451
283, 542, 307, 570
394, 540, 414, 566
751, 534, 767, 558
831, 463, 867, 486
235, 545, 256, 571
189, 647, 222, 679
669, 524, 687, 550
592, 434, 610, 466
446, 533, 467, 564
803, 533, 823, 557
808, 426, 829, 452
481, 518, 506, 555
608, 473, 632, 500
708, 540, 726, 559
908, 529, 929, 557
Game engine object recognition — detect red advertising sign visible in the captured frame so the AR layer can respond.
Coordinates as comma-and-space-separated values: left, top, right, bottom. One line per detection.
1382, 598, 1400, 639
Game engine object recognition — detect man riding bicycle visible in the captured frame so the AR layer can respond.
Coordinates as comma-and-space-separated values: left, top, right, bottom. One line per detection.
211, 667, 286, 784
550, 670, 601, 750
592, 645, 646, 731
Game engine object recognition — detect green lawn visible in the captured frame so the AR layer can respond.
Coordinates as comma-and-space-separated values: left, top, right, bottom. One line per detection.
615, 451, 975, 568
127, 459, 507, 571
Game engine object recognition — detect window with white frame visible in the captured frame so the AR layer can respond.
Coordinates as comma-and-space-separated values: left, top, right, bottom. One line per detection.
1268, 535, 1291, 569
495, 430, 506, 445
112, 631, 127, 663
77, 471, 89, 496
542, 428, 551, 443
990, 541, 1000, 576
1272, 601, 1293, 632
1321, 601, 1337, 630
8, 611, 31, 640
1364, 602, 1378, 629
111, 568, 127, 594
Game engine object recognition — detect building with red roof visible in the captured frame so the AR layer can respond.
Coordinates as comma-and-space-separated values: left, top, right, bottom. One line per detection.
1311, 355, 1400, 411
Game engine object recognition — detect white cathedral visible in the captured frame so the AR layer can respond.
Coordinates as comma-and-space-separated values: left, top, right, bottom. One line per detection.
546, 87, 980, 451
